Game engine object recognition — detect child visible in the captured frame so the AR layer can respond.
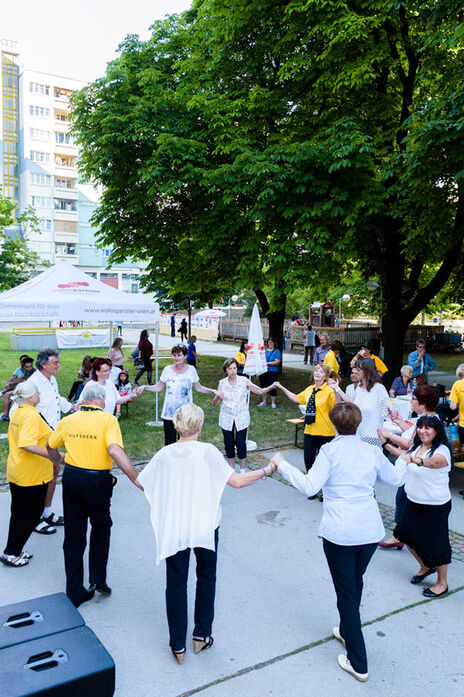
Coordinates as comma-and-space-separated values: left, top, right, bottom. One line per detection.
115, 370, 132, 418
187, 335, 197, 367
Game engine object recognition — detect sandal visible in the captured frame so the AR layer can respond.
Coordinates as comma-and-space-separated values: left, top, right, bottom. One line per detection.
193, 636, 214, 654
0, 554, 29, 567
43, 513, 64, 526
171, 648, 185, 665
21, 551, 33, 560
34, 520, 56, 535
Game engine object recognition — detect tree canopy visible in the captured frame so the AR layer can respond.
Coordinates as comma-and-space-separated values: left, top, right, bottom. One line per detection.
71, 0, 464, 379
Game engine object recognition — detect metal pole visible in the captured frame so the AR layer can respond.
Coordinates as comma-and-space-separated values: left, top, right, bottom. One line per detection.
155, 322, 159, 423
109, 321, 113, 353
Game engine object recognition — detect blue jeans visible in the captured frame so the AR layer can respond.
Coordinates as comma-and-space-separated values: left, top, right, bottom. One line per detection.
165, 528, 219, 651
323, 538, 377, 674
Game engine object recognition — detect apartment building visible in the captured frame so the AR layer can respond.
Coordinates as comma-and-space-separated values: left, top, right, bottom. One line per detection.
1, 39, 146, 291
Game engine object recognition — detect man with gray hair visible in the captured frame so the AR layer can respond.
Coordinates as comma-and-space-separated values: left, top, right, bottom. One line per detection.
47, 383, 143, 608
28, 348, 73, 534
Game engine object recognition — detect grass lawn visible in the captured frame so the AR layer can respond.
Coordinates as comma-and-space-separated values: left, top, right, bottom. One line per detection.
0, 335, 314, 478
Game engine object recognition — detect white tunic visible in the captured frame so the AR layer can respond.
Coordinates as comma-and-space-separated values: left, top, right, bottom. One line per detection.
353, 383, 390, 446
218, 376, 250, 431
160, 365, 199, 420
138, 441, 233, 565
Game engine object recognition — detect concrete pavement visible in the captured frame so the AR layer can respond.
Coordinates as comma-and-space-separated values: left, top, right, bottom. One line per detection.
1, 446, 463, 696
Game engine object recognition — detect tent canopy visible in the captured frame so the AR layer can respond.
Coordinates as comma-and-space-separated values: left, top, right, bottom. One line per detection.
0, 259, 159, 323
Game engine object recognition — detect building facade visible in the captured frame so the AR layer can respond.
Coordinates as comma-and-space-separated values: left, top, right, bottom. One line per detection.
1, 39, 146, 291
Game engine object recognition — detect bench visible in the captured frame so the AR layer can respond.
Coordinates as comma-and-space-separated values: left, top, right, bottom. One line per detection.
286, 417, 305, 448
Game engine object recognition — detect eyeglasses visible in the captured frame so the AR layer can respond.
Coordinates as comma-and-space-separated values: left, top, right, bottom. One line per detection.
99, 368, 111, 373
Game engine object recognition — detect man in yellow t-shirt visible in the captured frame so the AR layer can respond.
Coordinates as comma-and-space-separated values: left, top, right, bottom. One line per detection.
449, 368, 464, 450
47, 383, 143, 608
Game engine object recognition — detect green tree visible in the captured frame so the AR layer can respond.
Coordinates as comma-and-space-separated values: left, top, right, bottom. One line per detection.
71, 2, 464, 381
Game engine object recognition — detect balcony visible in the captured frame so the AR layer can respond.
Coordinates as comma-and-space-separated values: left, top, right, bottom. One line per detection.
54, 230, 79, 244
54, 155, 77, 173
54, 88, 73, 105
53, 186, 77, 199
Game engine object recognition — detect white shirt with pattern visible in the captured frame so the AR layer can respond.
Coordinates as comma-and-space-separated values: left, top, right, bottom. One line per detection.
218, 376, 250, 432
160, 364, 199, 420
353, 382, 390, 446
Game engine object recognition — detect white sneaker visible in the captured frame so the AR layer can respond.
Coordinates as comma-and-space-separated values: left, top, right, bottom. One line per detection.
271, 403, 277, 409
337, 654, 368, 682
258, 402, 266, 407
333, 626, 345, 646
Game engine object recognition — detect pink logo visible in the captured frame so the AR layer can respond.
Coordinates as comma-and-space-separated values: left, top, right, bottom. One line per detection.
57, 282, 89, 288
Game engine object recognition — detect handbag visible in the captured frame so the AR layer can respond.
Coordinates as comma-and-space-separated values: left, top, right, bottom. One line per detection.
304, 387, 320, 425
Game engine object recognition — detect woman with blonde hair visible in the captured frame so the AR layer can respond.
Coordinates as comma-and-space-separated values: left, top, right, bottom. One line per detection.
273, 364, 340, 476
1, 381, 59, 567
138, 403, 276, 664
108, 336, 124, 369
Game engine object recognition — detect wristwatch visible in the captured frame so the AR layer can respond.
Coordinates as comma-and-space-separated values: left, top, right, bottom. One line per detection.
416, 457, 424, 467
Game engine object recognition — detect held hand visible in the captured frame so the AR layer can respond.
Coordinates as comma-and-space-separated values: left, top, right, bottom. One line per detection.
133, 386, 144, 397
270, 452, 284, 469
377, 428, 389, 445
272, 381, 281, 390
213, 389, 223, 399
400, 452, 413, 463
388, 408, 400, 423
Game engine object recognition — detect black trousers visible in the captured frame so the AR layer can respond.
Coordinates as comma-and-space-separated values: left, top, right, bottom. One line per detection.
323, 538, 377, 674
163, 419, 179, 446
304, 346, 315, 364
4, 482, 48, 556
62, 466, 113, 607
222, 426, 247, 460
165, 528, 219, 651
68, 380, 83, 401
303, 434, 332, 472
259, 371, 277, 396
135, 356, 153, 385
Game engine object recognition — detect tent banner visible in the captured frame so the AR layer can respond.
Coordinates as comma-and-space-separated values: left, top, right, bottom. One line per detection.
56, 327, 111, 350
244, 304, 267, 376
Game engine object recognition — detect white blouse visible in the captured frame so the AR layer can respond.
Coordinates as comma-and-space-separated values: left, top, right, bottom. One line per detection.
79, 379, 119, 415
138, 441, 233, 565
218, 376, 250, 431
353, 383, 390, 446
400, 444, 451, 505
160, 365, 200, 420
278, 435, 407, 546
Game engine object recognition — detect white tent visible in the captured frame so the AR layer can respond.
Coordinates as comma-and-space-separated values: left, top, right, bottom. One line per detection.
0, 258, 158, 323
0, 259, 163, 424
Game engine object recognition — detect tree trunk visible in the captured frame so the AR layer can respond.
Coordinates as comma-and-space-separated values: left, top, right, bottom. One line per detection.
382, 310, 412, 389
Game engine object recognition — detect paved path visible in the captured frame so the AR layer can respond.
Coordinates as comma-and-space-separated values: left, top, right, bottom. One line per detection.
1, 447, 463, 696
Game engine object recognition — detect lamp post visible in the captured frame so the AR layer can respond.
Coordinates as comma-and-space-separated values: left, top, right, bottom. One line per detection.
228, 294, 238, 318
338, 294, 350, 325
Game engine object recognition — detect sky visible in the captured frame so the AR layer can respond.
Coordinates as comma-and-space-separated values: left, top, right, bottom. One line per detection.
1, 0, 192, 82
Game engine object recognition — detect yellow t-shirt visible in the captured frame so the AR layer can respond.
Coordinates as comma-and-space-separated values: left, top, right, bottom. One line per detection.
235, 351, 246, 366
296, 383, 336, 436
372, 355, 388, 375
323, 350, 339, 374
48, 407, 123, 470
7, 404, 53, 487
450, 379, 464, 427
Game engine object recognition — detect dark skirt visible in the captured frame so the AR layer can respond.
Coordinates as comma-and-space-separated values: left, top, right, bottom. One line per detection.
394, 498, 452, 568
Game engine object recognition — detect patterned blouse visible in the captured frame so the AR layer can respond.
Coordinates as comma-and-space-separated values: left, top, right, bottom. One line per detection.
218, 376, 250, 431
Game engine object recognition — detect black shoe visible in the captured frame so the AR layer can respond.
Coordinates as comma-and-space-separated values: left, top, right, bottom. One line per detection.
422, 586, 448, 598
88, 582, 112, 595
410, 568, 436, 584
72, 588, 95, 608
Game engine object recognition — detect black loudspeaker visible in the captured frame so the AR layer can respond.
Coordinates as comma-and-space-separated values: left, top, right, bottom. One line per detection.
0, 626, 115, 697
0, 593, 84, 650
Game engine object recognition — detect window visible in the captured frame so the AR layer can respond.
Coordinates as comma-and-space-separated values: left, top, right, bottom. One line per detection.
55, 242, 76, 256
31, 173, 51, 186
30, 151, 50, 163
29, 105, 50, 118
54, 87, 73, 101
41, 219, 52, 231
55, 112, 67, 122
55, 131, 72, 145
55, 220, 77, 233
31, 196, 52, 208
54, 198, 77, 211
30, 127, 50, 141
55, 178, 75, 189
29, 82, 50, 96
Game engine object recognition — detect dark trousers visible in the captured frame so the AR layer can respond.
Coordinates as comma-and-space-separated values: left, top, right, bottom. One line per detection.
62, 466, 113, 607
68, 380, 83, 401
165, 528, 219, 651
304, 434, 332, 472
259, 371, 277, 396
304, 346, 315, 364
4, 482, 48, 556
395, 484, 407, 524
135, 356, 153, 385
163, 419, 178, 446
187, 358, 196, 367
323, 538, 377, 674
458, 425, 464, 446
222, 426, 247, 460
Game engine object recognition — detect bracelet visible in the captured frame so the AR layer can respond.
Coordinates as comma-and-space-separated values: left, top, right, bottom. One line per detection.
261, 468, 268, 479
417, 457, 424, 467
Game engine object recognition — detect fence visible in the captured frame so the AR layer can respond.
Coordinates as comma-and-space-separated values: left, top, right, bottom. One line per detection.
219, 321, 445, 352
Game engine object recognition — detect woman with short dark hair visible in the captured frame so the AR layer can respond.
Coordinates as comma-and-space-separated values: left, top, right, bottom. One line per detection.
79, 357, 136, 415
269, 402, 407, 682
139, 344, 218, 445
212, 358, 270, 473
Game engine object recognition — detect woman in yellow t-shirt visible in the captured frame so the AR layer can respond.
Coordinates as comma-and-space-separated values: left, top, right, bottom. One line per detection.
1, 382, 56, 568
273, 365, 339, 481
235, 340, 247, 375
351, 339, 388, 376
323, 340, 344, 375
